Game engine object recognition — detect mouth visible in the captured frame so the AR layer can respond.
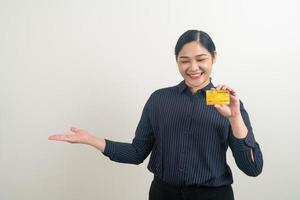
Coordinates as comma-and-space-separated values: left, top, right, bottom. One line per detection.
188, 72, 204, 80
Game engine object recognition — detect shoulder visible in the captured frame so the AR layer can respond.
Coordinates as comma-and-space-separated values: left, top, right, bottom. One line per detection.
146, 84, 180, 105
151, 84, 179, 98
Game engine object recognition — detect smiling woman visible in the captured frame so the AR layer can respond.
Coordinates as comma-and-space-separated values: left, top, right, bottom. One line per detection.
49, 30, 263, 200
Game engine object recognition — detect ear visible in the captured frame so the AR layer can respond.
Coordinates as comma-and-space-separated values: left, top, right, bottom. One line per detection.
212, 51, 217, 64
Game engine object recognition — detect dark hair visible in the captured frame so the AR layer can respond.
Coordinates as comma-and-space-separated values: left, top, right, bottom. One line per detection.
175, 30, 216, 59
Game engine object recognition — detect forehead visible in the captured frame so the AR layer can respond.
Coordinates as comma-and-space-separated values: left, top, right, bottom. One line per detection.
178, 41, 210, 57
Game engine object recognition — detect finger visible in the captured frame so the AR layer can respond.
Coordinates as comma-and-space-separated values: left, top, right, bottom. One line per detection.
215, 85, 222, 90
214, 104, 229, 109
217, 85, 230, 91
224, 85, 235, 93
220, 85, 237, 96
230, 88, 237, 96
220, 85, 229, 91
229, 91, 237, 98
214, 104, 221, 109
230, 95, 239, 103
70, 127, 79, 133
222, 85, 227, 90
225, 86, 237, 97
48, 134, 72, 142
48, 134, 64, 141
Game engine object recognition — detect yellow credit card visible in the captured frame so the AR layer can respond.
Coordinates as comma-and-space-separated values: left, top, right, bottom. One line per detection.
206, 90, 230, 105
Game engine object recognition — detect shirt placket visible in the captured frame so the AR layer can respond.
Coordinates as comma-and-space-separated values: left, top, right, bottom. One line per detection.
178, 93, 198, 185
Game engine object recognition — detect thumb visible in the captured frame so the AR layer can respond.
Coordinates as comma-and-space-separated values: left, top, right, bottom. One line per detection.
214, 104, 221, 109
214, 104, 225, 113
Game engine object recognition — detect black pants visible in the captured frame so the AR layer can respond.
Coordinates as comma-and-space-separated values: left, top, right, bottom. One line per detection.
149, 176, 234, 200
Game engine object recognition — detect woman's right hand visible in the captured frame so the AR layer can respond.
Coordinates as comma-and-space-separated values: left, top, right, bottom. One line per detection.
48, 127, 106, 152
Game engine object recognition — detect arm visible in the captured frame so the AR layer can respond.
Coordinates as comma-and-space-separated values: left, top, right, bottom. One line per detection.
102, 95, 155, 164
228, 102, 263, 177
48, 94, 155, 165
228, 113, 253, 161
213, 85, 263, 177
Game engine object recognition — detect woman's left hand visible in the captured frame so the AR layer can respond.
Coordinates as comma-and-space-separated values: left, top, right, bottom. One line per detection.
213, 84, 241, 118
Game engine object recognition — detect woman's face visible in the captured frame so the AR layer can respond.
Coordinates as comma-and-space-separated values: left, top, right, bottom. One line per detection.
176, 41, 216, 93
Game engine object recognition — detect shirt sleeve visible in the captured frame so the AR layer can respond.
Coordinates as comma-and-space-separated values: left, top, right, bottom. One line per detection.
228, 101, 264, 176
102, 94, 155, 165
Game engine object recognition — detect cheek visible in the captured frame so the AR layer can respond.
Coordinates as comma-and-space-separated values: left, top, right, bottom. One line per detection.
178, 64, 188, 74
202, 63, 213, 72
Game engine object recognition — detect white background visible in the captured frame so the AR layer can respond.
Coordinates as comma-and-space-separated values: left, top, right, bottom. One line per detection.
1, 0, 300, 199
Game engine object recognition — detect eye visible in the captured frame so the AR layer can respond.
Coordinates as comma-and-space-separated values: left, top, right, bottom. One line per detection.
197, 59, 205, 62
180, 60, 189, 64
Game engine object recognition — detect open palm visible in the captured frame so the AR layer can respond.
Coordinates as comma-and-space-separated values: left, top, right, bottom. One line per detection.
48, 127, 91, 144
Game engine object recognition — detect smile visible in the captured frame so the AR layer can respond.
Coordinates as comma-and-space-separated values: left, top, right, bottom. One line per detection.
188, 72, 204, 79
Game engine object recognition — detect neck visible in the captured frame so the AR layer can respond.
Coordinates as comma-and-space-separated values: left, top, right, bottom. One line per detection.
187, 79, 210, 94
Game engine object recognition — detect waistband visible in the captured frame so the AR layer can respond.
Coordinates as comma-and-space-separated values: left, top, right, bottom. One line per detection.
153, 176, 231, 191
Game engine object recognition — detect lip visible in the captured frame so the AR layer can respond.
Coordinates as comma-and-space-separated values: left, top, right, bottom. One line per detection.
188, 72, 204, 80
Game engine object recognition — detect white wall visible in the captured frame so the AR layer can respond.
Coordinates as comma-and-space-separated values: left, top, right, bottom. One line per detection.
1, 0, 299, 199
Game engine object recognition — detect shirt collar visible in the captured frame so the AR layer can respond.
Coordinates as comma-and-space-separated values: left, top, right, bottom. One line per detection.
177, 78, 215, 94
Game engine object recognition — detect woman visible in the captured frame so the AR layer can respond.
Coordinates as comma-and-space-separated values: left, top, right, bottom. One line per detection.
49, 30, 263, 200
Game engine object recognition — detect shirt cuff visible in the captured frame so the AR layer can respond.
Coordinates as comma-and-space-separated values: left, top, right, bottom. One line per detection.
102, 139, 115, 158
229, 131, 256, 152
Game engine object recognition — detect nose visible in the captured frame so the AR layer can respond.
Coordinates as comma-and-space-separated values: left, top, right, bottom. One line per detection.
190, 60, 199, 71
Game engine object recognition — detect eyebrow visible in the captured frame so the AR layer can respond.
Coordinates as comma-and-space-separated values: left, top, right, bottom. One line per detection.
178, 54, 208, 59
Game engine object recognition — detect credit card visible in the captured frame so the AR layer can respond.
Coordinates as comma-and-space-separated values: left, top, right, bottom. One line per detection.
206, 90, 230, 105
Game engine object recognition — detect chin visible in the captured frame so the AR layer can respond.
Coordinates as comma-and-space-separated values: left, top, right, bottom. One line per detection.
188, 78, 203, 85
186, 77, 208, 88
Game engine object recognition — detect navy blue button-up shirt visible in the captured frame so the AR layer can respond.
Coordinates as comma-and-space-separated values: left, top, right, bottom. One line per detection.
103, 80, 263, 187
